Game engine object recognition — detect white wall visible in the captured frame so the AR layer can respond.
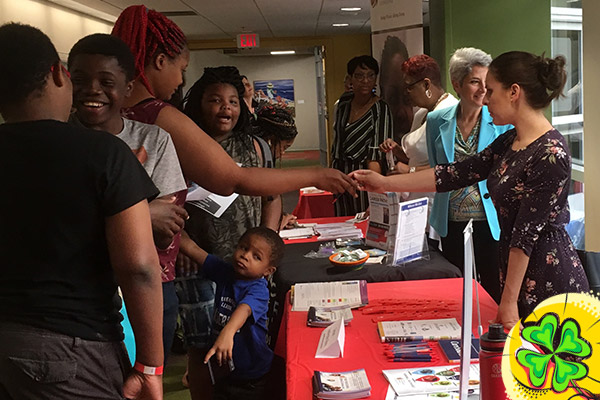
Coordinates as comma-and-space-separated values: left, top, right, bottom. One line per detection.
187, 50, 320, 151
0, 0, 111, 61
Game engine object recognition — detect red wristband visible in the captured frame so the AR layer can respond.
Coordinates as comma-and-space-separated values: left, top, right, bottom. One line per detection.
133, 361, 164, 376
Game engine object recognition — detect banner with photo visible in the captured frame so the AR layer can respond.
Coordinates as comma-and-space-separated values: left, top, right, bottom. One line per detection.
371, 0, 424, 142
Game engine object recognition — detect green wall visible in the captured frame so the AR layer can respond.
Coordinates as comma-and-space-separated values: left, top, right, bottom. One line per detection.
429, 0, 551, 91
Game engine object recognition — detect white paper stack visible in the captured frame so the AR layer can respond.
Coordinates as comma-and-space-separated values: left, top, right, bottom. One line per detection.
314, 223, 363, 241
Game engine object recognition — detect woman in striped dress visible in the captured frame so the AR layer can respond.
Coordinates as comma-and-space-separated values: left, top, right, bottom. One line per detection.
331, 55, 393, 216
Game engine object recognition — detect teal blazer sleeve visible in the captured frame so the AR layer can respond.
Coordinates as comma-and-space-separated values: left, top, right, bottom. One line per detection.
425, 105, 511, 240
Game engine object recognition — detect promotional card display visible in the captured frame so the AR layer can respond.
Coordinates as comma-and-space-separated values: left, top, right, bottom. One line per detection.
365, 192, 399, 250
291, 280, 368, 312
392, 198, 429, 264
313, 369, 371, 399
366, 193, 429, 265
383, 364, 480, 397
377, 318, 462, 343
315, 318, 345, 358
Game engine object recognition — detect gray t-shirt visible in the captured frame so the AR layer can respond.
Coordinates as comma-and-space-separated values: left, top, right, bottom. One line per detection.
117, 118, 186, 197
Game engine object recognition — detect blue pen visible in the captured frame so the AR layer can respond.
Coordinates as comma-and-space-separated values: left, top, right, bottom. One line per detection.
392, 357, 432, 362
387, 355, 432, 360
385, 340, 426, 346
391, 354, 432, 359
386, 349, 432, 355
386, 343, 429, 348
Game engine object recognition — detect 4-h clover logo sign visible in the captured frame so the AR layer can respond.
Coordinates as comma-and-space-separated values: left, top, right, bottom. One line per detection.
502, 293, 600, 400
516, 313, 590, 392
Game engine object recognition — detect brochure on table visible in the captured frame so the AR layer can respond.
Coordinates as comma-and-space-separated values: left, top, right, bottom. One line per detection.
383, 364, 480, 397
377, 318, 461, 343
291, 280, 368, 312
313, 369, 371, 399
384, 385, 479, 400
307, 306, 353, 327
315, 318, 345, 358
279, 227, 316, 240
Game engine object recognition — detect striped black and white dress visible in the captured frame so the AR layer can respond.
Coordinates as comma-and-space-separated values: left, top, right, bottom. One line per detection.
331, 95, 392, 216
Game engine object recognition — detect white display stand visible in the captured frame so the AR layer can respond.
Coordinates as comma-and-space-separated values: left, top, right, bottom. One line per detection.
459, 220, 482, 399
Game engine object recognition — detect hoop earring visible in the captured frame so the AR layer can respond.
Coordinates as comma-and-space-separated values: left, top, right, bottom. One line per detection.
426, 89, 432, 99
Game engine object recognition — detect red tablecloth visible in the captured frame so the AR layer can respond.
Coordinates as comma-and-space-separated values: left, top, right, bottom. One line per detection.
292, 190, 335, 219
282, 216, 368, 244
283, 278, 498, 399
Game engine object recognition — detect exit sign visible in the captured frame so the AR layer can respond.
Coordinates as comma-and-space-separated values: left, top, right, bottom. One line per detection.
237, 33, 260, 48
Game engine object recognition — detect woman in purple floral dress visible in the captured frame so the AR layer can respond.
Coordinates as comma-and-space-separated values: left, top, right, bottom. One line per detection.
350, 51, 589, 330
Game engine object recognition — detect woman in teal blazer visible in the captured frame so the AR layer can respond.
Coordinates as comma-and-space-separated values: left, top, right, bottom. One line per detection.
426, 48, 511, 302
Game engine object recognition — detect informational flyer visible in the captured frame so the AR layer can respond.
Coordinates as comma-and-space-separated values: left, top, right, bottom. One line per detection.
365, 192, 400, 250
383, 364, 480, 397
392, 197, 428, 264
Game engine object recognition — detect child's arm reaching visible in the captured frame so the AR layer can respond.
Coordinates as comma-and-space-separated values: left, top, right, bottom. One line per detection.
203, 303, 252, 366
176, 230, 207, 277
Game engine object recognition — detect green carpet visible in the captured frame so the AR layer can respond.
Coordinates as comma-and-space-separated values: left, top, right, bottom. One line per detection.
164, 354, 190, 400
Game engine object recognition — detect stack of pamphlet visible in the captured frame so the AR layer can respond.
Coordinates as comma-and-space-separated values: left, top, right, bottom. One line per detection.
313, 369, 371, 399
291, 280, 368, 311
307, 305, 353, 327
315, 223, 363, 241
383, 364, 480, 397
377, 318, 462, 343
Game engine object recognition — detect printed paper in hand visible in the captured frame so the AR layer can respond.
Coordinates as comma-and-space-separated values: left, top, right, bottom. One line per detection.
186, 182, 239, 218
315, 318, 345, 358
291, 280, 368, 311
392, 197, 428, 264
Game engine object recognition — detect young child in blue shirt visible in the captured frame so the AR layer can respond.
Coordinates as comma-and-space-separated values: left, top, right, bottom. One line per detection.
179, 226, 284, 399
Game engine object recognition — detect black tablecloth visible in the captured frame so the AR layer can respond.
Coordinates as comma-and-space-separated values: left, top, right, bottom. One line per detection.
266, 241, 461, 347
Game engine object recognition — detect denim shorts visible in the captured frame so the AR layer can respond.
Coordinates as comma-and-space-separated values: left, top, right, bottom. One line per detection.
0, 322, 129, 399
174, 276, 216, 348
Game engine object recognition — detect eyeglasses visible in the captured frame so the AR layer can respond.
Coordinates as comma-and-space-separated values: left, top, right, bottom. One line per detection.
51, 63, 71, 79
353, 72, 377, 82
404, 78, 425, 91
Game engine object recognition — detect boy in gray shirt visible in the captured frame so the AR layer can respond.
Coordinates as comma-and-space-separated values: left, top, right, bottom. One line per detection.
68, 33, 188, 363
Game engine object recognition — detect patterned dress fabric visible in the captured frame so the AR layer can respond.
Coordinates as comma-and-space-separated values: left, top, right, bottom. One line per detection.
435, 128, 589, 317
331, 95, 392, 216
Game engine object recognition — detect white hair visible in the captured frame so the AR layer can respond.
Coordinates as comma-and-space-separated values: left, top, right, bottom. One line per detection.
449, 47, 492, 85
